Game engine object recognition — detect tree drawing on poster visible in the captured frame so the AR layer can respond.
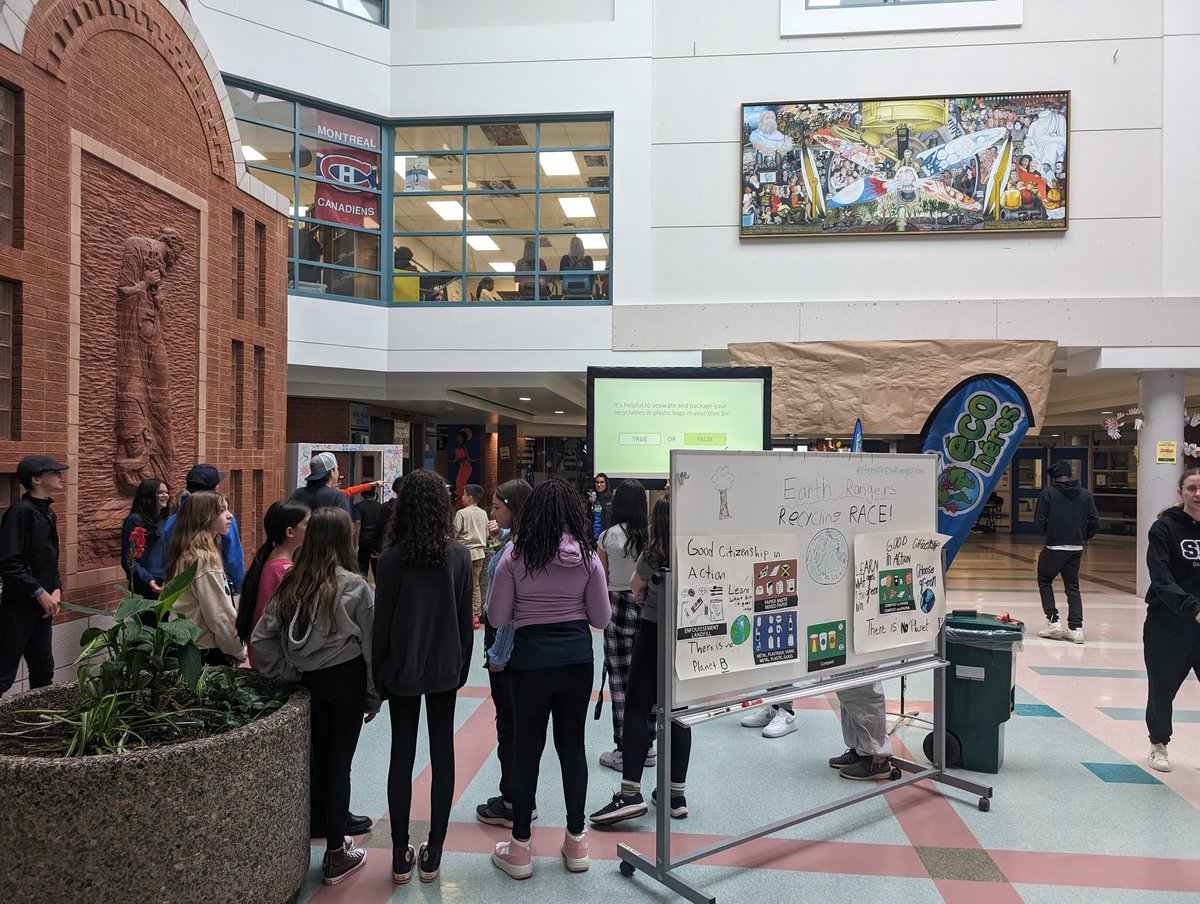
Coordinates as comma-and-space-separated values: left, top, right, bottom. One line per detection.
852, 532, 949, 654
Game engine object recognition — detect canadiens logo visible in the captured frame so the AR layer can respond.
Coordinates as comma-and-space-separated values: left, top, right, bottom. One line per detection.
318, 153, 378, 192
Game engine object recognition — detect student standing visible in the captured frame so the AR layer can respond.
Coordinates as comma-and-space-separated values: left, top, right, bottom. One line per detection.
488, 478, 611, 880
252, 507, 379, 886
1035, 460, 1100, 644
374, 469, 474, 885
236, 500, 310, 668
147, 464, 245, 593
1143, 467, 1200, 773
453, 483, 489, 628
0, 455, 68, 698
353, 487, 382, 578
596, 479, 652, 771
121, 478, 172, 599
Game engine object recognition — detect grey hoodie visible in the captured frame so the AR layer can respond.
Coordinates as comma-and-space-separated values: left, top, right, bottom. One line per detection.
251, 567, 380, 712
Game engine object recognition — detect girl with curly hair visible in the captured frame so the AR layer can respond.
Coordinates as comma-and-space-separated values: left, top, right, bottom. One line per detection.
487, 478, 611, 880
373, 469, 474, 885
252, 506, 379, 886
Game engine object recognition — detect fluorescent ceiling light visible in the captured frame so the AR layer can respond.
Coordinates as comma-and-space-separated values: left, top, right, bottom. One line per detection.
427, 200, 471, 221
558, 197, 596, 218
467, 236, 500, 252
242, 145, 267, 162
554, 410, 565, 415
490, 262, 515, 272
519, 396, 532, 402
592, 260, 607, 271
576, 233, 607, 250
539, 151, 580, 177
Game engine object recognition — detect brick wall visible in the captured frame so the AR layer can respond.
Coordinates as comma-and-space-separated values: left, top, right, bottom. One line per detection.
286, 397, 351, 445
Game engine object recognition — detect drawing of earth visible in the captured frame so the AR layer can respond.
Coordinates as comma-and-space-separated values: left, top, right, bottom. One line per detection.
920, 588, 936, 614
937, 466, 981, 515
731, 614, 751, 645
805, 528, 849, 585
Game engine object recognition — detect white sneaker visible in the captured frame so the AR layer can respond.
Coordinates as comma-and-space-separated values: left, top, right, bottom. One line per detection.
1064, 626, 1084, 644
740, 706, 773, 728
762, 708, 797, 739
1149, 743, 1171, 773
1037, 620, 1065, 639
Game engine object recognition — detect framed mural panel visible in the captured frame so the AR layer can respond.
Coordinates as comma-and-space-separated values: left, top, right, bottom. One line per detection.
740, 91, 1068, 238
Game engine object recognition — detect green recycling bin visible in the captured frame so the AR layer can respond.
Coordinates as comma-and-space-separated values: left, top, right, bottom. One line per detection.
926, 612, 1025, 774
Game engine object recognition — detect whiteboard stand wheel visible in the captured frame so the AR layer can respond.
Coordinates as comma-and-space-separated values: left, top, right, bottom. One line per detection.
978, 797, 991, 813
889, 766, 902, 781
620, 860, 636, 877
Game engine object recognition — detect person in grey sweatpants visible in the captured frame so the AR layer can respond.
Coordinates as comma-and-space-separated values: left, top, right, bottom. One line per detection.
829, 682, 894, 780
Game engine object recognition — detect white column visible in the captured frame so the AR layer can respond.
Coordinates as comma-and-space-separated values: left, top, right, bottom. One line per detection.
1136, 370, 1186, 595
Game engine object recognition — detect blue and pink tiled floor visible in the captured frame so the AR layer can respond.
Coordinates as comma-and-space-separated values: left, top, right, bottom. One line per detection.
298, 534, 1200, 902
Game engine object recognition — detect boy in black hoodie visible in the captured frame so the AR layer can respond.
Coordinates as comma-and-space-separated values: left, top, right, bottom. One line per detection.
1034, 461, 1100, 644
1143, 467, 1200, 773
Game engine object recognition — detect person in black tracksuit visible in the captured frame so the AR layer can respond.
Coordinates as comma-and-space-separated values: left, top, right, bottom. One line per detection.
1034, 461, 1100, 642
1143, 467, 1200, 774
0, 455, 68, 698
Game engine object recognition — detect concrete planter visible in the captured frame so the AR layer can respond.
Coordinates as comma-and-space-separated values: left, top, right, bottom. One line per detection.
0, 683, 311, 903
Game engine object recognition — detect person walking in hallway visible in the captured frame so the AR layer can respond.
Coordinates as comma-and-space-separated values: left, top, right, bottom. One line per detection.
1035, 460, 1099, 644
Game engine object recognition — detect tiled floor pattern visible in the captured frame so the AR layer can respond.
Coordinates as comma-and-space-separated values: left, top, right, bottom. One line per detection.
298, 532, 1200, 902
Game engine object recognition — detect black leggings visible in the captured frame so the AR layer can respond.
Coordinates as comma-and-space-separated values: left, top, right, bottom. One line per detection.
302, 657, 367, 851
1144, 607, 1200, 745
622, 619, 691, 786
387, 689, 458, 850
488, 666, 517, 802
510, 661, 593, 839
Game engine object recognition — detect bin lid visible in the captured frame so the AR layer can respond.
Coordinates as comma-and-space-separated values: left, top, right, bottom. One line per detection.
945, 612, 1025, 633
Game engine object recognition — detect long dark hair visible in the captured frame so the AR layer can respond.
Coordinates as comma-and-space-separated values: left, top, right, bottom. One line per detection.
512, 478, 594, 575
272, 507, 357, 636
388, 469, 454, 567
495, 478, 533, 539
128, 478, 167, 537
610, 479, 648, 559
236, 500, 310, 642
644, 496, 670, 570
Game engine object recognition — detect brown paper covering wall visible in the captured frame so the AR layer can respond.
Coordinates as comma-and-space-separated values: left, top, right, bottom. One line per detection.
728, 340, 1058, 437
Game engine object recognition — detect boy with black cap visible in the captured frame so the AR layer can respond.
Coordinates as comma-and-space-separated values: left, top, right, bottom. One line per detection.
147, 463, 245, 592
0, 455, 68, 697
1035, 460, 1100, 644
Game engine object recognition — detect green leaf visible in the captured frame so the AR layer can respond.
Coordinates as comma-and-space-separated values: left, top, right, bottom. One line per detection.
163, 618, 201, 646
179, 644, 202, 692
157, 562, 198, 612
114, 595, 156, 622
60, 601, 105, 617
78, 627, 102, 647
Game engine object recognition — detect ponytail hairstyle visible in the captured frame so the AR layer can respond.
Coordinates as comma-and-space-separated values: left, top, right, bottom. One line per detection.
165, 491, 227, 579
644, 496, 671, 570
236, 500, 310, 642
512, 477, 594, 575
610, 479, 648, 560
494, 478, 533, 540
271, 507, 356, 638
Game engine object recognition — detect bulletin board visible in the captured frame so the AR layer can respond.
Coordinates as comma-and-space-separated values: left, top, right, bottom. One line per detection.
670, 449, 945, 707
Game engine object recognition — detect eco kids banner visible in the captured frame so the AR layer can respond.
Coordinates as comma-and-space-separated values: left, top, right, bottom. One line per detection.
919, 374, 1033, 567
853, 531, 949, 654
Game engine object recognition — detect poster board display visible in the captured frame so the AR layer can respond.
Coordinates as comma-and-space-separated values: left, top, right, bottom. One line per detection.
670, 449, 939, 707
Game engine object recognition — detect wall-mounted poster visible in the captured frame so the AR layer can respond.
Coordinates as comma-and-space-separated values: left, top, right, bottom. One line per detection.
740, 92, 1069, 238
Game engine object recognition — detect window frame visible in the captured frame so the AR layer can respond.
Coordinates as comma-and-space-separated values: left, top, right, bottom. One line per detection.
302, 0, 388, 27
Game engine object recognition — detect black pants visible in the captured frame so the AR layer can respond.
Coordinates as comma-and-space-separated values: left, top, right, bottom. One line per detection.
510, 661, 593, 839
1037, 548, 1083, 629
357, 549, 376, 579
621, 620, 691, 786
388, 689, 457, 850
1144, 607, 1200, 745
488, 666, 517, 802
0, 598, 54, 697
302, 657, 367, 851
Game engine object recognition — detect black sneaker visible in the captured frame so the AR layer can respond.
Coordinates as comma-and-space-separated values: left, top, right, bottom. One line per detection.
828, 749, 862, 769
418, 842, 442, 883
323, 842, 366, 885
311, 812, 374, 838
392, 844, 416, 884
589, 791, 648, 826
650, 788, 688, 819
475, 796, 540, 828
839, 756, 893, 781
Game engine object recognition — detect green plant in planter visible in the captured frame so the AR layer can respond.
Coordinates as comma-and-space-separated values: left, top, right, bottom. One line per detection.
2, 563, 284, 757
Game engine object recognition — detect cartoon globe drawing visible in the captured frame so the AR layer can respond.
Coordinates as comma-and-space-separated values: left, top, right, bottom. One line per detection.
937, 466, 981, 515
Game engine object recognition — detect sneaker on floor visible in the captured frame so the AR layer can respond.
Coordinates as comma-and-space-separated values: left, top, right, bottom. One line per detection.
644, 747, 657, 767
828, 748, 862, 769
418, 842, 442, 883
1149, 743, 1171, 773
392, 844, 416, 884
651, 788, 689, 819
740, 705, 773, 728
589, 791, 648, 826
762, 708, 797, 738
599, 748, 623, 771
312, 812, 373, 838
323, 842, 367, 885
562, 828, 590, 872
475, 796, 538, 827
1064, 626, 1084, 644
1037, 619, 1065, 639
492, 837, 533, 879
840, 756, 893, 781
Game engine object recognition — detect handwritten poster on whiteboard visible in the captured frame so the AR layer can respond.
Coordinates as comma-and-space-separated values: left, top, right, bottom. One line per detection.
853, 532, 949, 653
676, 534, 804, 680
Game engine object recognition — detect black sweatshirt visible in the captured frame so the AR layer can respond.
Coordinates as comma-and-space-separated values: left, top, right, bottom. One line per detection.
0, 494, 61, 605
1035, 479, 1100, 546
372, 540, 474, 697
1146, 507, 1200, 619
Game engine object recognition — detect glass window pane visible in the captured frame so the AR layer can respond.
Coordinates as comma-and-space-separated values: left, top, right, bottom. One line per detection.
464, 233, 535, 273
539, 192, 610, 231
248, 166, 297, 208
293, 265, 380, 300
467, 153, 537, 192
392, 235, 463, 272
541, 233, 608, 269
394, 154, 464, 193
309, 0, 384, 24
394, 194, 465, 232
237, 121, 295, 173
465, 194, 537, 233
229, 86, 294, 128
299, 176, 382, 229
468, 122, 535, 150
299, 105, 382, 151
297, 221, 381, 272
395, 124, 464, 154
539, 120, 611, 149
538, 149, 610, 190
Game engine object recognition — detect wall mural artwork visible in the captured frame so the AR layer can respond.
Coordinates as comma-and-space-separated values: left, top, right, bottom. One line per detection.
740, 91, 1069, 238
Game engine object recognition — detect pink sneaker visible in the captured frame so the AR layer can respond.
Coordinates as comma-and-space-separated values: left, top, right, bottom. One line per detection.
562, 828, 589, 872
492, 836, 533, 879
